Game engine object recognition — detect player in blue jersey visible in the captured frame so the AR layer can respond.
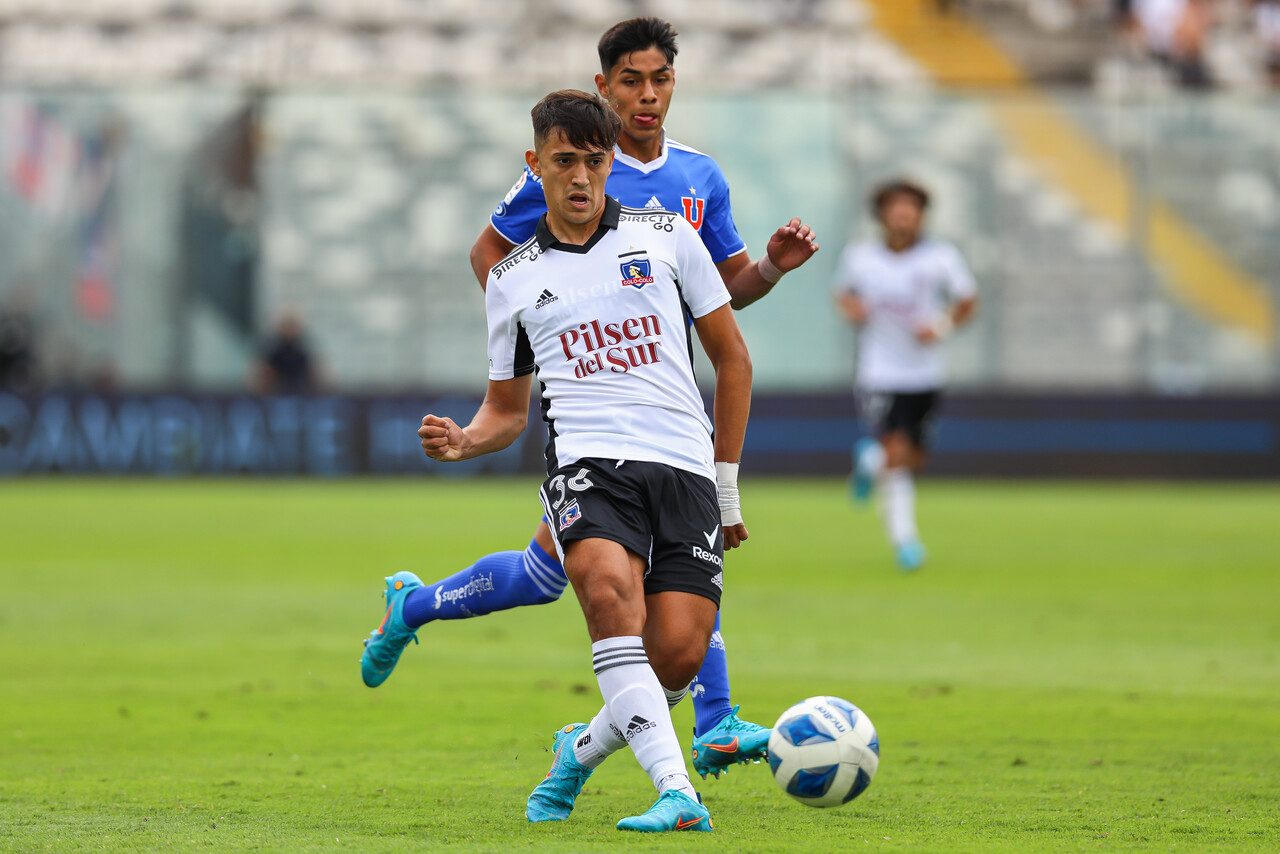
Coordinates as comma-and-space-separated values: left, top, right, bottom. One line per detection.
361, 17, 818, 778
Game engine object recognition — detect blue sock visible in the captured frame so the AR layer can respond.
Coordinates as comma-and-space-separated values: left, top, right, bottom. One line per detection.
401, 538, 567, 626
691, 612, 734, 737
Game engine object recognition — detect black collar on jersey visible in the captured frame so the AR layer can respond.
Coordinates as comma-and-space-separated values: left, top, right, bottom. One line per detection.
535, 195, 621, 254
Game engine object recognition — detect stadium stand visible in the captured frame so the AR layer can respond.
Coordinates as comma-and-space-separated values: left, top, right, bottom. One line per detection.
0, 0, 922, 88
0, 0, 1276, 392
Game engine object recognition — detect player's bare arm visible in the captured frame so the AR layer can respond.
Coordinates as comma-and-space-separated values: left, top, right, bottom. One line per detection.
693, 303, 752, 549
419, 374, 532, 461
836, 292, 869, 325
470, 224, 516, 290
915, 294, 978, 344
721, 217, 820, 310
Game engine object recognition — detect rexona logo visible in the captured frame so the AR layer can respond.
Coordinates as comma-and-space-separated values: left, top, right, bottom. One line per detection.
625, 715, 657, 742
558, 314, 663, 378
434, 572, 495, 609
692, 545, 723, 568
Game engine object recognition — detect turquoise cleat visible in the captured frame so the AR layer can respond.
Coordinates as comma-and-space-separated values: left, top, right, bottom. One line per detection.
690, 705, 771, 778
527, 723, 593, 822
896, 540, 927, 572
360, 571, 424, 687
850, 437, 878, 503
617, 790, 713, 833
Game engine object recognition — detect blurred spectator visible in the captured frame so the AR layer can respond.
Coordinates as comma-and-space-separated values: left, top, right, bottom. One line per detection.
253, 312, 319, 395
1115, 0, 1139, 32
0, 301, 37, 393
1256, 0, 1280, 85
1132, 0, 1213, 86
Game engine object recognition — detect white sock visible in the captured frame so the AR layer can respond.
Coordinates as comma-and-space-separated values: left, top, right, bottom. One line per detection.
591, 636, 697, 799
572, 705, 625, 769
882, 468, 918, 546
664, 684, 689, 709
858, 441, 886, 477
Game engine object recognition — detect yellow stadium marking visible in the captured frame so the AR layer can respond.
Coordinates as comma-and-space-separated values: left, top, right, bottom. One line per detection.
861, 0, 1275, 342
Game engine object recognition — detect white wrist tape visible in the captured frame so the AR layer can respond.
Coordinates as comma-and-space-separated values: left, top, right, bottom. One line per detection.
716, 461, 743, 527
757, 254, 784, 285
931, 314, 954, 339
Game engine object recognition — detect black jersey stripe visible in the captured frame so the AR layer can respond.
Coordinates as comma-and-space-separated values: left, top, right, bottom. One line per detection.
540, 378, 558, 474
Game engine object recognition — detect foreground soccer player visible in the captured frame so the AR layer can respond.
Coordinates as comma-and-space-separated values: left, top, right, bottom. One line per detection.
362, 16, 818, 778
418, 90, 752, 832
833, 180, 978, 570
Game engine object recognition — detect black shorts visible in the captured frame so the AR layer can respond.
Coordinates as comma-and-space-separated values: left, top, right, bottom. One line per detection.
858, 389, 941, 450
538, 457, 723, 607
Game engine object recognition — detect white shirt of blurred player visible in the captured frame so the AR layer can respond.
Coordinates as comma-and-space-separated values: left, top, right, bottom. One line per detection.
485, 198, 731, 480
1257, 1, 1280, 49
832, 238, 976, 393
1134, 0, 1188, 55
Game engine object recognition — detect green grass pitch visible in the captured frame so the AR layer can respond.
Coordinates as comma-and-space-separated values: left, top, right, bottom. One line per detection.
2, 477, 1278, 852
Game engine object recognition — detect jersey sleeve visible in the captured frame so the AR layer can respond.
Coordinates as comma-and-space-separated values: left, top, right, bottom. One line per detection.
485, 279, 534, 380
489, 166, 547, 246
673, 215, 733, 318
939, 243, 977, 301
697, 162, 747, 264
830, 244, 864, 296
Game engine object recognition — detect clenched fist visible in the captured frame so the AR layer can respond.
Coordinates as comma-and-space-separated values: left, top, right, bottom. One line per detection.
418, 414, 466, 462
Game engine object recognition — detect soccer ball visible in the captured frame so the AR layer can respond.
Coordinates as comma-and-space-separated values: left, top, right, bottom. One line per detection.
768, 696, 879, 808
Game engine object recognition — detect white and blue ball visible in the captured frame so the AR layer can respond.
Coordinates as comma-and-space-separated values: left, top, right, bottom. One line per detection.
768, 696, 879, 808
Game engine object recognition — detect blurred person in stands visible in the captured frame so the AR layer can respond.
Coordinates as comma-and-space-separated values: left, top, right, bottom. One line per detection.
1255, 0, 1280, 85
0, 294, 37, 393
833, 180, 977, 572
1133, 0, 1213, 86
1115, 0, 1138, 33
253, 310, 318, 394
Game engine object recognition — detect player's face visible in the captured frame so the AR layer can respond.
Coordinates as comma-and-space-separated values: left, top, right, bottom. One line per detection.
880, 195, 925, 244
596, 47, 675, 147
527, 130, 614, 230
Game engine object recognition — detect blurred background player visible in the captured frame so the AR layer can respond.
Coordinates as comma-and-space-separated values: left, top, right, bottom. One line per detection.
833, 180, 977, 572
417, 89, 753, 831
360, 16, 818, 778
0, 291, 38, 394
252, 310, 320, 395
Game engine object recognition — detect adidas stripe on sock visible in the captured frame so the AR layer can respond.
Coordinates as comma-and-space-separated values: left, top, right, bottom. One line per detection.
591, 636, 696, 800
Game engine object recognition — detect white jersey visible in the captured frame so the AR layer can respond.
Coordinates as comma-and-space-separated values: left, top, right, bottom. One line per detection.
486, 196, 732, 481
832, 238, 976, 392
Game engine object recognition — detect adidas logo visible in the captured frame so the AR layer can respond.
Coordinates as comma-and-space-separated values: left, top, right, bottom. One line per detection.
535, 288, 558, 309
644, 195, 663, 209
575, 732, 591, 750
624, 715, 657, 741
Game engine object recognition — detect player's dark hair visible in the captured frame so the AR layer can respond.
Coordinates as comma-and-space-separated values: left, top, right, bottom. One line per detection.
531, 90, 621, 153
597, 16, 679, 75
872, 179, 930, 214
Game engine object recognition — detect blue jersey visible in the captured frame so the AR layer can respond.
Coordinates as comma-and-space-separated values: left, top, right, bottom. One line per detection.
490, 135, 747, 265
